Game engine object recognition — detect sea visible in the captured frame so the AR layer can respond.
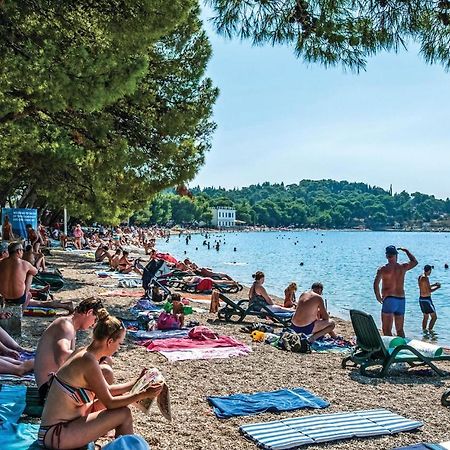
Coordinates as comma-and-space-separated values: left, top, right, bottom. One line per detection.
157, 230, 450, 345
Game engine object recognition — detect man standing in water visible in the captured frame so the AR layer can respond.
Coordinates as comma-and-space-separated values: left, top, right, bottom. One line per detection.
418, 264, 441, 333
373, 245, 418, 337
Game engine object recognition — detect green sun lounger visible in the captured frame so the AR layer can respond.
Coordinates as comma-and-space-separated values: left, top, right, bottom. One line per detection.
342, 310, 450, 378
217, 293, 292, 327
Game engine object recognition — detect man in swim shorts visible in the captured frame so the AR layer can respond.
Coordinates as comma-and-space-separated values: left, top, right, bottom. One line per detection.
373, 245, 418, 337
418, 264, 441, 333
290, 282, 335, 343
0, 242, 37, 308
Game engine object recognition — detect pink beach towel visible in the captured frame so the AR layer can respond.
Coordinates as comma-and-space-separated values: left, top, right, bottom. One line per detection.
146, 335, 246, 352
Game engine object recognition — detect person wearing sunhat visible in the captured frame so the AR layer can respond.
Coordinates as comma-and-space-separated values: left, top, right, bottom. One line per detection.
373, 245, 418, 337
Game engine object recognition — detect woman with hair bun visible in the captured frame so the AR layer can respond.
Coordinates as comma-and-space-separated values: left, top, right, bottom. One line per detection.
248, 271, 293, 313
38, 309, 163, 449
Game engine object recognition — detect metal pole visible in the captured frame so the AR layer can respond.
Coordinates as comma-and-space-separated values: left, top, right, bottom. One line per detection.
63, 208, 68, 236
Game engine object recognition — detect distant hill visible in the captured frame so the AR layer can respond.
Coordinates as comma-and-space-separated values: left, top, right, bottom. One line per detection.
135, 180, 450, 229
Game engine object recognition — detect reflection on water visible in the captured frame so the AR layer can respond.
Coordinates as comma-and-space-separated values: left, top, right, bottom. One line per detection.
158, 230, 450, 345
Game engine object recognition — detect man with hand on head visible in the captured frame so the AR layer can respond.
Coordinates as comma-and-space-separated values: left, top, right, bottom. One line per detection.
374, 245, 418, 337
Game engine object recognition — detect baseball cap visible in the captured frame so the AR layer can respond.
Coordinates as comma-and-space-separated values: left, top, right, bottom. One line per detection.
385, 245, 398, 256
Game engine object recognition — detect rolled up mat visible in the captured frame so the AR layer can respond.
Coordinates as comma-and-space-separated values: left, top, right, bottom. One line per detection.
406, 339, 443, 357
381, 336, 407, 349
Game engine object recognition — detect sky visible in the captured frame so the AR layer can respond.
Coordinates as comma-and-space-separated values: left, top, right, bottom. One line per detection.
192, 6, 450, 199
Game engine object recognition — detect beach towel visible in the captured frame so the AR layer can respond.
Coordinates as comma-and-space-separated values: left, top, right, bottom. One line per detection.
23, 307, 57, 317
99, 289, 145, 298
132, 329, 190, 340
0, 422, 41, 450
208, 388, 329, 419
0, 384, 27, 423
130, 298, 161, 312
118, 279, 141, 288
240, 409, 423, 450
159, 345, 251, 362
102, 435, 150, 450
146, 335, 246, 352
0, 374, 35, 383
310, 337, 354, 353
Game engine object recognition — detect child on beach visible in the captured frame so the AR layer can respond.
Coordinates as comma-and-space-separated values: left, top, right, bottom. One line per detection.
157, 293, 185, 330
284, 282, 297, 308
418, 264, 441, 333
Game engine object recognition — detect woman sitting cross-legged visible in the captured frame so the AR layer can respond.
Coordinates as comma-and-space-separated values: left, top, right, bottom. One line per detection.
39, 309, 163, 449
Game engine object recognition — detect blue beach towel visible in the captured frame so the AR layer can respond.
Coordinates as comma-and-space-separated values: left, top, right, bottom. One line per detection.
208, 388, 329, 419
132, 329, 190, 340
0, 384, 27, 423
240, 409, 423, 449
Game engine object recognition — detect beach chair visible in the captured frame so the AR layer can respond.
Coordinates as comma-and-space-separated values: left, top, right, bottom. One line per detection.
217, 293, 292, 327
342, 310, 450, 378
442, 389, 450, 406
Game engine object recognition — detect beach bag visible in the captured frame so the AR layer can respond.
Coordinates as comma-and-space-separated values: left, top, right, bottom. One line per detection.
279, 332, 311, 354
188, 326, 218, 340
157, 312, 180, 330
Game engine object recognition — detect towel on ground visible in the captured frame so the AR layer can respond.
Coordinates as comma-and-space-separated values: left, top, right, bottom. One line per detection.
146, 335, 246, 352
0, 374, 35, 383
159, 345, 251, 362
99, 289, 145, 298
310, 337, 355, 353
0, 384, 27, 423
208, 388, 329, 419
133, 329, 190, 340
240, 409, 423, 450
393, 445, 447, 450
103, 435, 149, 450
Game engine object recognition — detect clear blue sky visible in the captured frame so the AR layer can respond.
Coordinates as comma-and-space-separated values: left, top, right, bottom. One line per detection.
192, 6, 450, 199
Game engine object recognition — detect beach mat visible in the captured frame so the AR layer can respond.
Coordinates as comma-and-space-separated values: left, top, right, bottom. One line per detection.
239, 409, 423, 449
133, 329, 190, 340
310, 337, 354, 353
99, 289, 145, 298
146, 335, 247, 352
0, 374, 35, 383
208, 388, 329, 419
393, 445, 447, 450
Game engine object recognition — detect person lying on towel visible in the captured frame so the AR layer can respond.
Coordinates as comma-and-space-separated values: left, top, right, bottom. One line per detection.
35, 298, 112, 404
0, 325, 34, 376
38, 310, 162, 449
291, 282, 336, 343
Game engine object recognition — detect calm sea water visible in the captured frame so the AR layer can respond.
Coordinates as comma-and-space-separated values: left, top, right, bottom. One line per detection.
157, 231, 450, 344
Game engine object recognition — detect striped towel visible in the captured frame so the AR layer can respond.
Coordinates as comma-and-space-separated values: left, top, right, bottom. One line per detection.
240, 409, 423, 449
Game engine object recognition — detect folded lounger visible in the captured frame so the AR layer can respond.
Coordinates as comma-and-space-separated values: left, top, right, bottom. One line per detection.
239, 409, 422, 450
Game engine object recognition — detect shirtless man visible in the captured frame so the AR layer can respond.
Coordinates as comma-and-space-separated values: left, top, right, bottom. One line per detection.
23, 244, 46, 272
0, 242, 37, 307
373, 245, 418, 337
95, 244, 112, 263
26, 224, 44, 253
291, 282, 335, 343
0, 242, 72, 312
34, 298, 113, 403
418, 264, 441, 333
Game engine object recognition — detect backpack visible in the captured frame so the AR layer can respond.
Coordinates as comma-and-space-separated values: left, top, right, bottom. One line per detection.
279, 332, 311, 354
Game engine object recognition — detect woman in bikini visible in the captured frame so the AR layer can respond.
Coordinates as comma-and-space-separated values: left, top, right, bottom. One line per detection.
248, 271, 293, 313
38, 310, 163, 449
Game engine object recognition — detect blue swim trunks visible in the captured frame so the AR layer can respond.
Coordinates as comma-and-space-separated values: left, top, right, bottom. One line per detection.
381, 296, 406, 316
291, 321, 316, 335
419, 296, 436, 314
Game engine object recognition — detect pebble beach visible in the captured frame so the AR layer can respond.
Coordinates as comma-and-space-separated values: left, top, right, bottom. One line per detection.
18, 250, 450, 450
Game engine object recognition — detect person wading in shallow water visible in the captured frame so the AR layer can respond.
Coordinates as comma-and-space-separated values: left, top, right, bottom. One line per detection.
373, 245, 418, 337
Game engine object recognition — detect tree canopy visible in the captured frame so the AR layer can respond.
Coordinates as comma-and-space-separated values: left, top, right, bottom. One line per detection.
0, 1, 218, 224
136, 180, 450, 229
206, 0, 450, 71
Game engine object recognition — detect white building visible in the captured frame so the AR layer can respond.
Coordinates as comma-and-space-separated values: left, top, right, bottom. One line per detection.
211, 206, 236, 228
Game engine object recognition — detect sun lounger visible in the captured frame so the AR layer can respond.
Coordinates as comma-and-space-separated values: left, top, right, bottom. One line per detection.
208, 388, 329, 419
342, 310, 450, 377
240, 409, 422, 450
217, 293, 292, 327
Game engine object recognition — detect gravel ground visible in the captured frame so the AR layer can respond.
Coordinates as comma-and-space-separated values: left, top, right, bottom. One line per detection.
18, 250, 450, 450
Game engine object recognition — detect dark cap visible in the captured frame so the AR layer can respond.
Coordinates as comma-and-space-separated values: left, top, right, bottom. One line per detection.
385, 245, 398, 256
424, 264, 432, 273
